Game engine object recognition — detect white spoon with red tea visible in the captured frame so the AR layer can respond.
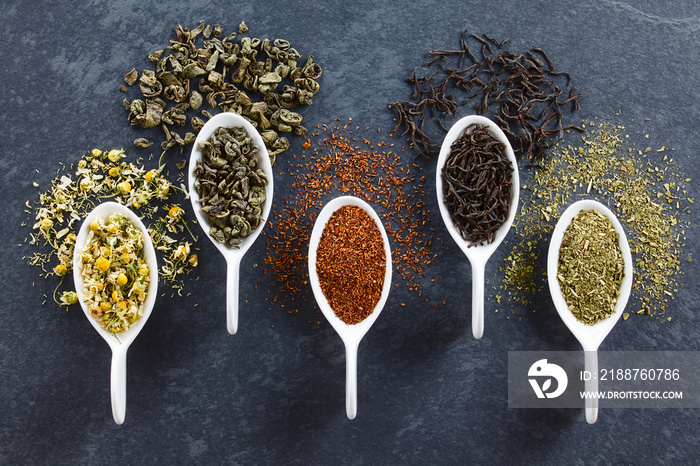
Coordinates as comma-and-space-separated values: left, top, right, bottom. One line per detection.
308, 196, 392, 419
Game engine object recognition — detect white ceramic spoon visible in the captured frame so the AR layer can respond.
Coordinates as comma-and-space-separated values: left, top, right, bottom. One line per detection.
547, 199, 633, 424
73, 201, 158, 425
308, 196, 393, 420
188, 112, 274, 335
436, 115, 520, 339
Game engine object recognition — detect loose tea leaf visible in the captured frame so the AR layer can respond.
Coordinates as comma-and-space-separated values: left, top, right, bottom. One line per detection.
264, 119, 436, 316
316, 205, 386, 325
79, 212, 151, 333
442, 123, 513, 246
133, 138, 154, 148
500, 121, 690, 318
121, 20, 322, 163
557, 209, 625, 325
390, 31, 582, 161
23, 149, 199, 306
124, 68, 138, 86
192, 125, 268, 248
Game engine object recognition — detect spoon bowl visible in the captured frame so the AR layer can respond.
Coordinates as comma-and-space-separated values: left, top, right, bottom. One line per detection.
188, 112, 274, 334
308, 196, 392, 419
547, 199, 633, 423
73, 201, 158, 425
436, 115, 519, 339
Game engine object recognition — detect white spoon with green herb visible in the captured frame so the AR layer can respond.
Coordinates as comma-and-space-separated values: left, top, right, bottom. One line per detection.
436, 115, 519, 339
188, 112, 274, 335
547, 199, 633, 424
308, 196, 392, 419
73, 201, 158, 425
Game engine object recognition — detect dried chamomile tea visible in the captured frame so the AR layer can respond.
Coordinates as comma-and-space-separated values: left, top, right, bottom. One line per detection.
78, 212, 151, 333
23, 148, 199, 307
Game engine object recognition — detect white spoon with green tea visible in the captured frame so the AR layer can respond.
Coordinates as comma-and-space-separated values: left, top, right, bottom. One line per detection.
73, 202, 158, 425
188, 112, 274, 334
436, 115, 519, 339
308, 196, 392, 420
547, 199, 633, 424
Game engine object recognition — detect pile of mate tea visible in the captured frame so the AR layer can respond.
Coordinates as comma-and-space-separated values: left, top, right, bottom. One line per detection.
557, 209, 625, 325
500, 121, 690, 319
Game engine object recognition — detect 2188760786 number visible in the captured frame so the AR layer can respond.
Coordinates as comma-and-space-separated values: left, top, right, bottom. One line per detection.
592, 368, 681, 381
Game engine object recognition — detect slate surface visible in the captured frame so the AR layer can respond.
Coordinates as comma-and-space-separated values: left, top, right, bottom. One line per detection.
2, 1, 699, 464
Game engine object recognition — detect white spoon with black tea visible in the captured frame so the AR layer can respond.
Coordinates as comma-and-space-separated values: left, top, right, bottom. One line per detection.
436, 115, 519, 339
308, 196, 392, 420
188, 112, 274, 334
73, 201, 158, 425
547, 199, 633, 424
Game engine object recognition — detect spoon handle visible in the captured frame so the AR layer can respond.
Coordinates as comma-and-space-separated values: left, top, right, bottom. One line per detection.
345, 340, 359, 420
227, 257, 242, 335
471, 260, 486, 339
110, 348, 127, 425
584, 350, 599, 424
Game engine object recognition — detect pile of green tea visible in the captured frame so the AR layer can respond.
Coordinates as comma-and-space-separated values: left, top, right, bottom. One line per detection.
500, 121, 691, 320
192, 125, 269, 248
121, 20, 322, 164
23, 148, 199, 306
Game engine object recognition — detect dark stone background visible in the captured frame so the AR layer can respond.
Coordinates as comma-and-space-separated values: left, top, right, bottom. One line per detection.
2, 1, 699, 464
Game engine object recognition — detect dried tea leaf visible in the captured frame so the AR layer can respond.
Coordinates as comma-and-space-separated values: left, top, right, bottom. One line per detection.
557, 210, 624, 325
133, 138, 154, 148
122, 21, 322, 164
124, 68, 138, 86
192, 125, 267, 248
501, 122, 689, 319
189, 91, 203, 110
